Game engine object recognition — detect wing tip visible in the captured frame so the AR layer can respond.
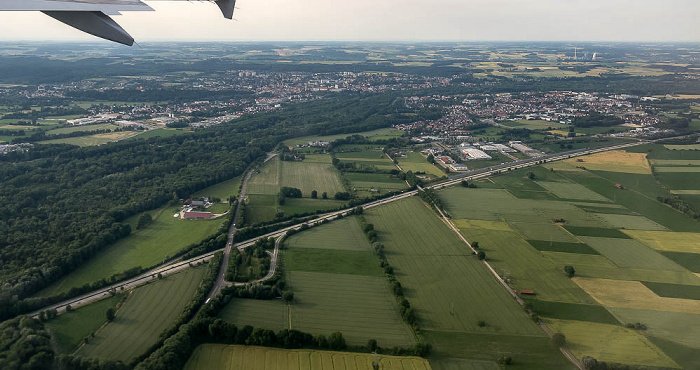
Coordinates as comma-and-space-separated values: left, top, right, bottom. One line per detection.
215, 0, 236, 20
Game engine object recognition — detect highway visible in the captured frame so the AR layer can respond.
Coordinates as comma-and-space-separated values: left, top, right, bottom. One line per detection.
28, 139, 647, 319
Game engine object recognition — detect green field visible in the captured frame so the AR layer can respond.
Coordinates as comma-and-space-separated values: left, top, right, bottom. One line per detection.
661, 251, 700, 273
76, 267, 206, 361
45, 123, 116, 135
555, 169, 700, 232
648, 336, 700, 370
429, 358, 499, 370
536, 181, 610, 201
45, 296, 122, 354
396, 152, 445, 177
284, 248, 381, 276
503, 119, 568, 130
526, 300, 619, 325
219, 298, 289, 332
366, 198, 543, 335
594, 213, 668, 231
425, 331, 574, 370
129, 128, 189, 140
641, 281, 700, 300
37, 205, 222, 297
287, 271, 416, 347
220, 273, 416, 347
563, 226, 631, 239
184, 344, 431, 370
284, 127, 404, 147
279, 198, 346, 216
608, 307, 700, 350
247, 158, 280, 195
245, 155, 347, 224
244, 194, 278, 225
335, 150, 397, 171
343, 172, 408, 193
38, 131, 138, 146
439, 184, 608, 228
193, 175, 243, 200
452, 219, 596, 304
222, 214, 415, 347
285, 217, 371, 251
544, 319, 679, 368
580, 237, 685, 271
526, 240, 599, 255
280, 159, 345, 196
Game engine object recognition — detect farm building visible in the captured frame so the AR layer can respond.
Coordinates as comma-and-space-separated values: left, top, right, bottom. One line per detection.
183, 211, 213, 220
519, 289, 535, 295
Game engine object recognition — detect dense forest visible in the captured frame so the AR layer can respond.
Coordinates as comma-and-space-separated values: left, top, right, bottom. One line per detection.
0, 93, 416, 321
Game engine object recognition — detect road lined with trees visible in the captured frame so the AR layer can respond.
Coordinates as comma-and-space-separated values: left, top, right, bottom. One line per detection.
26, 138, 647, 321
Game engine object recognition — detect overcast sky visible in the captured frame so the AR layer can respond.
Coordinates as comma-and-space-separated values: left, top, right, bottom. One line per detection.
0, 0, 698, 43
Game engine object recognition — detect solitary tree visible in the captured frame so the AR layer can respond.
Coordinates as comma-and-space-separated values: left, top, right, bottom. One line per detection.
65, 304, 72, 312
367, 339, 378, 352
106, 308, 116, 322
329, 332, 347, 350
311, 190, 318, 199
552, 333, 566, 347
322, 192, 328, 199
472, 241, 480, 249
283, 291, 294, 304
477, 251, 486, 260
564, 265, 576, 278
497, 355, 512, 366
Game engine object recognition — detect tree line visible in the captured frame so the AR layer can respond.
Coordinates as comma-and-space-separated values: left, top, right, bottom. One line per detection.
0, 93, 420, 322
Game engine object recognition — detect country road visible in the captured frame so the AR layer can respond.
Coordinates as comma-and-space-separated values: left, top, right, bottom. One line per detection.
205, 167, 254, 301
27, 139, 647, 321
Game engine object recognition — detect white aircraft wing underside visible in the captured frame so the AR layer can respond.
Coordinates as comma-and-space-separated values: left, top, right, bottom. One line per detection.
0, 0, 236, 46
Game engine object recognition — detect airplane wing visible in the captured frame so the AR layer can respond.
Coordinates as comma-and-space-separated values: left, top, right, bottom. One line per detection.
0, 0, 236, 46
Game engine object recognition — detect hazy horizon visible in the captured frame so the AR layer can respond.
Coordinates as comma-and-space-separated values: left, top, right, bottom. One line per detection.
0, 0, 698, 44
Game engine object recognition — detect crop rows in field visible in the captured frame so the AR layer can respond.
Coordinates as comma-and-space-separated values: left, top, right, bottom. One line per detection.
77, 267, 206, 361
285, 217, 371, 251
184, 344, 430, 370
544, 319, 679, 368
45, 296, 122, 354
279, 160, 345, 196
335, 150, 397, 171
245, 155, 347, 224
193, 175, 242, 200
563, 226, 631, 239
366, 198, 542, 335
455, 221, 596, 304
526, 240, 599, 255
396, 152, 444, 177
283, 127, 403, 147
219, 299, 289, 332
287, 271, 416, 347
580, 237, 684, 271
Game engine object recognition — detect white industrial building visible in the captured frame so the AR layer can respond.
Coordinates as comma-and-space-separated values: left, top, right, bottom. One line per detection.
461, 147, 492, 160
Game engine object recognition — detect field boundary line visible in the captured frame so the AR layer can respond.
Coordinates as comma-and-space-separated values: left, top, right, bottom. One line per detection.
424, 195, 585, 370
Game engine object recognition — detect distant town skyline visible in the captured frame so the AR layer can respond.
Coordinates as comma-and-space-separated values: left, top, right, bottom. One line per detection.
0, 0, 698, 43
